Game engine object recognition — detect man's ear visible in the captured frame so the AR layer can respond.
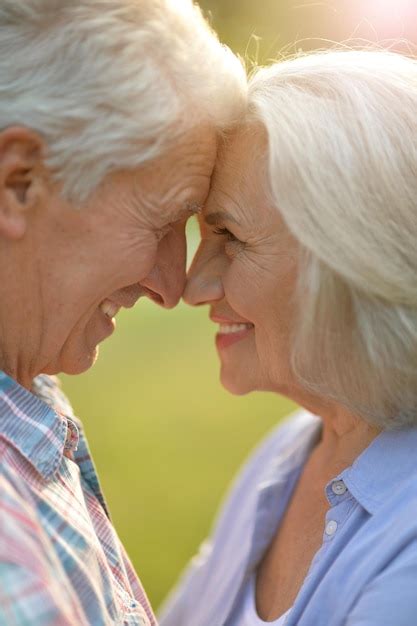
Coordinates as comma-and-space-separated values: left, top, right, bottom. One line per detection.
0, 126, 45, 240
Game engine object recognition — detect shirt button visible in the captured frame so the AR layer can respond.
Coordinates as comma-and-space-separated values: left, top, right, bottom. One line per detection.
325, 520, 338, 536
331, 480, 347, 496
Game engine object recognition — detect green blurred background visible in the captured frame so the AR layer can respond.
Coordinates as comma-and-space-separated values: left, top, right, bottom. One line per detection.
62, 0, 417, 610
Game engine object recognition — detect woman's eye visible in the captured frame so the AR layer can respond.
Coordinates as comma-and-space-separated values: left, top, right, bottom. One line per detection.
212, 226, 244, 256
213, 227, 237, 242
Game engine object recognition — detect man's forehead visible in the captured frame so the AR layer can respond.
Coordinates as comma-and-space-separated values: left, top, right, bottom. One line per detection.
179, 123, 217, 158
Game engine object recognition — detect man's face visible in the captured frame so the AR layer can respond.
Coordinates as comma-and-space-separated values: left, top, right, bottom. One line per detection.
27, 124, 216, 376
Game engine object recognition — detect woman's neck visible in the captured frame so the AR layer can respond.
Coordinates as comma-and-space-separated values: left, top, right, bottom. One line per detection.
294, 390, 382, 482
313, 414, 380, 479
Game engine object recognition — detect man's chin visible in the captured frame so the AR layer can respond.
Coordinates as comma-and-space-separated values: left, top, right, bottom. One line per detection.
43, 346, 100, 377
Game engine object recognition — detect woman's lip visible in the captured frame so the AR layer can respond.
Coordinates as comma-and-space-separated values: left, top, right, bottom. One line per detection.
211, 315, 255, 350
215, 326, 253, 350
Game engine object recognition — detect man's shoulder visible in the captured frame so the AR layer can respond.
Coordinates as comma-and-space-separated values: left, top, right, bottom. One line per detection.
0, 450, 47, 571
0, 435, 42, 506
0, 435, 38, 487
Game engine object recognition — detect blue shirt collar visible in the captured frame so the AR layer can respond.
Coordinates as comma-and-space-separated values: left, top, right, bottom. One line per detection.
252, 412, 417, 525
0, 371, 75, 480
341, 424, 417, 514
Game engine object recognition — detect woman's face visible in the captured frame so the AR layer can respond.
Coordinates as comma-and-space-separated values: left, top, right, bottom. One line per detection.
185, 126, 300, 396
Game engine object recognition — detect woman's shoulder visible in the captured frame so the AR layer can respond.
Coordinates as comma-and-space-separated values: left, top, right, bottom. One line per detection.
211, 410, 321, 536
158, 410, 322, 626
229, 409, 321, 490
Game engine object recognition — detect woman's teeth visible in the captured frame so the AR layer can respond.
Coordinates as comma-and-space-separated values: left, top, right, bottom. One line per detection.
100, 300, 120, 319
218, 323, 253, 335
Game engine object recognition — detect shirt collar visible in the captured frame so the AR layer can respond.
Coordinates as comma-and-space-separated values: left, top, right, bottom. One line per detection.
246, 411, 322, 569
251, 411, 417, 525
0, 371, 76, 480
340, 425, 417, 515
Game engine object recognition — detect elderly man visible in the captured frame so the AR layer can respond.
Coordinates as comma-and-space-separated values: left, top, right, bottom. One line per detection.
0, 1, 245, 624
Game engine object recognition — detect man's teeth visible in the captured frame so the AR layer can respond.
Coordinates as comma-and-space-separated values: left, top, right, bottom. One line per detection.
218, 323, 252, 335
100, 300, 120, 319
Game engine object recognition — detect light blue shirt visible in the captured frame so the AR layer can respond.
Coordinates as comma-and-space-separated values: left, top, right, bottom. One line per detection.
159, 410, 417, 626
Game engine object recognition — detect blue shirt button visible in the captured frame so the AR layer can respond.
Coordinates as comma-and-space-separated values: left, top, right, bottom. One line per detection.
325, 520, 338, 536
332, 480, 347, 496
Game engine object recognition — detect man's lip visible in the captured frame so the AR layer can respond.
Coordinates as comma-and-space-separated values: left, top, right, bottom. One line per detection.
105, 285, 162, 309
106, 285, 143, 309
105, 297, 138, 310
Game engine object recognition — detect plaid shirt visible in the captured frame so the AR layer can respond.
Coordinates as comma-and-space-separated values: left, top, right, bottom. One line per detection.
0, 371, 156, 626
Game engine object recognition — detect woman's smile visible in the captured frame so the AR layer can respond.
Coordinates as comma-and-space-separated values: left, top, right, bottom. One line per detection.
211, 314, 255, 350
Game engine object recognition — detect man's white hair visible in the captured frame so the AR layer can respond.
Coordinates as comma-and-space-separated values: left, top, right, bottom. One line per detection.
248, 49, 417, 429
0, 0, 246, 200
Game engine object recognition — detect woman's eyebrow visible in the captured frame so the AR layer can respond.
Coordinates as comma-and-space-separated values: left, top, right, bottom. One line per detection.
204, 211, 240, 225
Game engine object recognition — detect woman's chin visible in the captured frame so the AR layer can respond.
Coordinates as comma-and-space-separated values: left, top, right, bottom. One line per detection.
220, 368, 255, 396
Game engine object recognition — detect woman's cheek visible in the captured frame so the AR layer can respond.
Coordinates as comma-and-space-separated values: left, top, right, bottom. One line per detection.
224, 264, 256, 318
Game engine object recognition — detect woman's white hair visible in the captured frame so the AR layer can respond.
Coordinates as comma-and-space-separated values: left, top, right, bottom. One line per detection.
0, 0, 246, 201
248, 49, 417, 429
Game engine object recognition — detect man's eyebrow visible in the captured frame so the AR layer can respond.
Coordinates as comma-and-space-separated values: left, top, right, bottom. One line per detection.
204, 211, 240, 226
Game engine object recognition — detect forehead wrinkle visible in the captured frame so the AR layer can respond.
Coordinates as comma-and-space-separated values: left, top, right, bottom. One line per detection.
208, 131, 270, 232
204, 179, 246, 224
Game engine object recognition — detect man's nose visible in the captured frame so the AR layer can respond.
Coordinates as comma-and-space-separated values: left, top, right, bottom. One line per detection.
183, 242, 224, 306
141, 222, 187, 309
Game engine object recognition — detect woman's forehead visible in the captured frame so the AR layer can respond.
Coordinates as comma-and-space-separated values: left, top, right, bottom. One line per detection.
215, 125, 267, 179
210, 128, 267, 202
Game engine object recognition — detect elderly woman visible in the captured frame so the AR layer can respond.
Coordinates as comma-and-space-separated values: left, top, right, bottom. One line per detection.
0, 1, 245, 624
160, 49, 417, 626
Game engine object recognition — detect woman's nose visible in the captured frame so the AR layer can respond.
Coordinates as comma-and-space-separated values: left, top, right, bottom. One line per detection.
141, 222, 187, 308
183, 242, 224, 306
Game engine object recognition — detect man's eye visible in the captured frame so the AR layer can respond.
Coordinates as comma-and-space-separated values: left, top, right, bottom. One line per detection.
213, 227, 237, 242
